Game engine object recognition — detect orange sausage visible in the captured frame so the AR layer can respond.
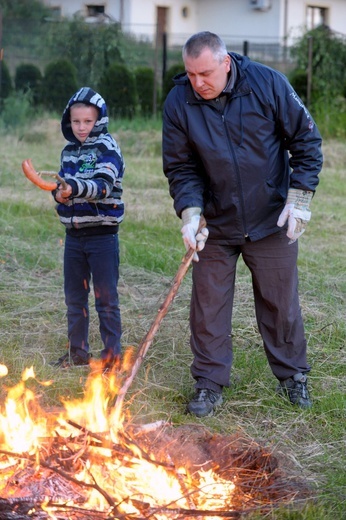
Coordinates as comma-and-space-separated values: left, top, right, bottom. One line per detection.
22, 158, 59, 191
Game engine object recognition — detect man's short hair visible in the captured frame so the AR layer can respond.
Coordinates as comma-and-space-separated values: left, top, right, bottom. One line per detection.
183, 31, 228, 63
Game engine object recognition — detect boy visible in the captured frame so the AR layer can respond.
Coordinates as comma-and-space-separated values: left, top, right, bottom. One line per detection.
51, 87, 125, 371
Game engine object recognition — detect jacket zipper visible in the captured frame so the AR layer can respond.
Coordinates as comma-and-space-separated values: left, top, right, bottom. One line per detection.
70, 146, 82, 229
221, 113, 248, 238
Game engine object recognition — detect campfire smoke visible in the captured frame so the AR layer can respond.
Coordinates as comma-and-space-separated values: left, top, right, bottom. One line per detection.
0, 363, 310, 519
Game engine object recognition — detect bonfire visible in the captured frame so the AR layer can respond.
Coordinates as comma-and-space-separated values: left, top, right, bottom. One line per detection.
1, 163, 310, 517
0, 357, 310, 520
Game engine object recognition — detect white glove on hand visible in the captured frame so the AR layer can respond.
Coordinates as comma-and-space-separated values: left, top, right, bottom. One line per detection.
181, 207, 209, 262
277, 188, 313, 244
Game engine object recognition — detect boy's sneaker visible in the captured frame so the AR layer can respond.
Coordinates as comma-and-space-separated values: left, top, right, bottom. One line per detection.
186, 388, 223, 417
277, 373, 312, 409
50, 349, 92, 368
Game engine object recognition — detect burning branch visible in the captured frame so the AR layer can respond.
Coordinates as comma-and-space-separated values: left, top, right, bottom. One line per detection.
0, 365, 311, 518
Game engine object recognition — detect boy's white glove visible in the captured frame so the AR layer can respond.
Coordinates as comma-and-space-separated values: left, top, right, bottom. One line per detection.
277, 188, 313, 244
181, 207, 209, 262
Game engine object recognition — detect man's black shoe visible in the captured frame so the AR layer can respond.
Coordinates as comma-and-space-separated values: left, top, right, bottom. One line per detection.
277, 373, 312, 409
186, 388, 223, 417
50, 350, 92, 368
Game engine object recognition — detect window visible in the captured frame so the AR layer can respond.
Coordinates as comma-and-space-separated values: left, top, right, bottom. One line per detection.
306, 5, 328, 30
48, 6, 61, 19
86, 5, 105, 17
181, 7, 189, 18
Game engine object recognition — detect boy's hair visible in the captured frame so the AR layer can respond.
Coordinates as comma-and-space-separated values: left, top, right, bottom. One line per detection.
70, 102, 91, 110
69, 102, 100, 119
183, 31, 228, 64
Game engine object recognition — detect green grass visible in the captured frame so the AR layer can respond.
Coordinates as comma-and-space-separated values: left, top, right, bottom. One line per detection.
0, 118, 345, 519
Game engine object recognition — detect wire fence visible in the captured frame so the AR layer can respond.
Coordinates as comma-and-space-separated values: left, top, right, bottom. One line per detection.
1, 19, 298, 81
2, 17, 346, 80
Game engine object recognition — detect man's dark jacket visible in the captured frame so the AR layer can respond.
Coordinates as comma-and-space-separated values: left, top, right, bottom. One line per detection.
162, 52, 323, 244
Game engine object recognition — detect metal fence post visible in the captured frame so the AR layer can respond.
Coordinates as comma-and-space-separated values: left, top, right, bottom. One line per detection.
307, 36, 313, 108
0, 11, 3, 102
243, 40, 249, 56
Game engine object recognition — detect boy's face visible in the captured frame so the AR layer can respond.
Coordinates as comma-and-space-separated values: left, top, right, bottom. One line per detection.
70, 105, 99, 143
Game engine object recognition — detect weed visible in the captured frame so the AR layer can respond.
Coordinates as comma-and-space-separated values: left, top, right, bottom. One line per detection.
0, 119, 345, 519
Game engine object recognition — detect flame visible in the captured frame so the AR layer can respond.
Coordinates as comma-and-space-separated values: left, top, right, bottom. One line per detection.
0, 366, 51, 453
0, 363, 8, 378
0, 363, 238, 518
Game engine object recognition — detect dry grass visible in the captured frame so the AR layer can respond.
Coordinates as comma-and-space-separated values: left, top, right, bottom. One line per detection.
0, 119, 345, 519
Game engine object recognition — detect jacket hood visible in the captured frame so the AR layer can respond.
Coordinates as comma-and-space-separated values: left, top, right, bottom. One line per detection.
61, 87, 109, 143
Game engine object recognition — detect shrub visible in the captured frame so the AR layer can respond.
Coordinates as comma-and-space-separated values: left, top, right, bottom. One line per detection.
41, 59, 78, 113
134, 67, 155, 117
0, 90, 34, 132
98, 63, 137, 119
15, 63, 42, 105
288, 67, 323, 108
289, 69, 308, 102
161, 63, 184, 105
0, 61, 13, 106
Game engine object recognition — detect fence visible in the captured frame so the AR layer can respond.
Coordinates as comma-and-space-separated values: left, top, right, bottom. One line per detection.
1, 19, 298, 81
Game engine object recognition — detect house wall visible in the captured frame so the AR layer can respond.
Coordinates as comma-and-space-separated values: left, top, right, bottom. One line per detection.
196, 0, 282, 45
326, 0, 346, 33
286, 0, 346, 43
43, 0, 346, 47
43, 0, 110, 19
121, 0, 198, 45
196, 0, 346, 47
43, 0, 198, 44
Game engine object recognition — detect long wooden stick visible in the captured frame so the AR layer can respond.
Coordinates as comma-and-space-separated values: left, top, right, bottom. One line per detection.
115, 216, 206, 411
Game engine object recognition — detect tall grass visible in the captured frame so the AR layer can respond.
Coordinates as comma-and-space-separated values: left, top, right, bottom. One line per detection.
312, 101, 346, 140
0, 115, 345, 519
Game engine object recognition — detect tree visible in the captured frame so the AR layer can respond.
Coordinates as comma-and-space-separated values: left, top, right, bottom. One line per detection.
0, 0, 50, 20
43, 20, 124, 87
290, 26, 346, 107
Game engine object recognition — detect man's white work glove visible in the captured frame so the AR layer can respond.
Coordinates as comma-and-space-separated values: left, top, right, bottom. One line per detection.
277, 188, 313, 244
181, 207, 209, 262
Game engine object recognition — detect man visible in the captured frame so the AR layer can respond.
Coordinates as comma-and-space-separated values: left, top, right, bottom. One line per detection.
162, 31, 323, 417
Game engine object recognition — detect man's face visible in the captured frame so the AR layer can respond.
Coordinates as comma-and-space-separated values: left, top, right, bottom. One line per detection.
184, 48, 231, 100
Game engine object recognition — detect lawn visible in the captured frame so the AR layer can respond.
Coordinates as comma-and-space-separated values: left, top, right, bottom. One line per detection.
0, 118, 345, 519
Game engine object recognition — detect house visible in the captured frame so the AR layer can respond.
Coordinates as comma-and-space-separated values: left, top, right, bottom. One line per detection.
42, 0, 346, 49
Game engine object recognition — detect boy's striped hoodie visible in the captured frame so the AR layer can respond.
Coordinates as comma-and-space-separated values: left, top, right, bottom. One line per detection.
54, 87, 125, 236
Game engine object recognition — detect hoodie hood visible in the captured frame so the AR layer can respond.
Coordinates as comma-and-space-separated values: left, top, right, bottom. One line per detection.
61, 87, 109, 143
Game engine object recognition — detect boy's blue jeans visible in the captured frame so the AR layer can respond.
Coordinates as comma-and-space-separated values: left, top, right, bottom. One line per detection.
64, 233, 121, 359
